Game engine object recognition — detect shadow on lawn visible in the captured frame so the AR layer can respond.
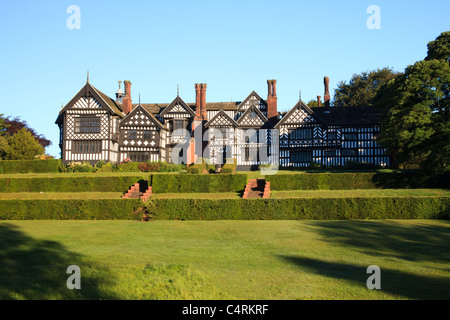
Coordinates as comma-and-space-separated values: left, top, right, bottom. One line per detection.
0, 224, 117, 300
303, 220, 450, 264
279, 255, 450, 299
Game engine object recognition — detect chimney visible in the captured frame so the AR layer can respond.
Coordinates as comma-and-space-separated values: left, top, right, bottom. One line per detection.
194, 84, 202, 120
200, 83, 207, 120
317, 96, 322, 108
267, 79, 278, 122
123, 80, 132, 114
324, 76, 330, 107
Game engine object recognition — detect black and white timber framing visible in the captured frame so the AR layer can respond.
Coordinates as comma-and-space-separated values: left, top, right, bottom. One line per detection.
56, 79, 390, 168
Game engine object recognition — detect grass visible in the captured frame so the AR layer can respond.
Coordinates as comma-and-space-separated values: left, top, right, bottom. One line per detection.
151, 192, 241, 199
271, 189, 450, 198
0, 220, 449, 300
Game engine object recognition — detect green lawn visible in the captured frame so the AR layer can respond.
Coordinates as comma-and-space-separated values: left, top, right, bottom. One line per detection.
271, 189, 450, 198
1, 220, 449, 300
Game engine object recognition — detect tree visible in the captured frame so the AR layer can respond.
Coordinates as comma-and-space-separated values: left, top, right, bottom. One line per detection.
425, 31, 450, 62
4, 116, 51, 148
333, 67, 401, 107
374, 32, 450, 175
4, 128, 44, 160
307, 99, 320, 108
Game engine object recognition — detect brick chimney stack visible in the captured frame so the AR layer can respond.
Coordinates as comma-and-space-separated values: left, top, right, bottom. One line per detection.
200, 83, 207, 120
267, 79, 278, 122
317, 96, 322, 108
123, 80, 132, 114
324, 76, 330, 107
195, 84, 201, 120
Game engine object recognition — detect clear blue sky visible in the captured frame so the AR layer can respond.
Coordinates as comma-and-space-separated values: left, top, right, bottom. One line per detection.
0, 0, 449, 157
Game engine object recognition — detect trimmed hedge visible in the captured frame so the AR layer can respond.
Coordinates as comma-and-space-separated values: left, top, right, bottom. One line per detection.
0, 175, 147, 193
0, 160, 62, 174
150, 173, 248, 193
0, 199, 143, 220
186, 164, 204, 174
147, 197, 450, 220
265, 172, 444, 190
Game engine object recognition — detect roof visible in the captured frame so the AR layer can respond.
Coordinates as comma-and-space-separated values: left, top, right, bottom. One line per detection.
56, 82, 125, 124
311, 106, 382, 126
124, 101, 241, 115
91, 85, 124, 116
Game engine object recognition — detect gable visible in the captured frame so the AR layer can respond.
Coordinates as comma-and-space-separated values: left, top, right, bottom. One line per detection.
235, 91, 267, 120
120, 105, 165, 129
56, 82, 124, 124
205, 110, 239, 128
160, 96, 195, 118
237, 105, 270, 128
72, 96, 103, 109
275, 101, 322, 128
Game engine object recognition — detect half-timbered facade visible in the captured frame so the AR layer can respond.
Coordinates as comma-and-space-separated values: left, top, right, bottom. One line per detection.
56, 76, 389, 168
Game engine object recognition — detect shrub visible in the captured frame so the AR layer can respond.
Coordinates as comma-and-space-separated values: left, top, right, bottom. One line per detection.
66, 161, 94, 173
0, 175, 147, 193
0, 159, 62, 174
96, 162, 114, 173
221, 158, 237, 174
187, 164, 204, 174
117, 162, 140, 172
0, 199, 144, 220
345, 160, 382, 170
150, 173, 247, 193
147, 197, 450, 220
265, 172, 441, 190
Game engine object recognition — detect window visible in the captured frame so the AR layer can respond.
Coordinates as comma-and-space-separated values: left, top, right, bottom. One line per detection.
343, 133, 358, 140
127, 130, 137, 140
72, 140, 102, 154
289, 128, 312, 140
75, 117, 100, 133
245, 146, 259, 161
129, 152, 149, 162
341, 149, 357, 156
290, 150, 313, 163
327, 132, 337, 140
249, 111, 257, 118
324, 149, 336, 157
143, 130, 152, 140
173, 120, 185, 131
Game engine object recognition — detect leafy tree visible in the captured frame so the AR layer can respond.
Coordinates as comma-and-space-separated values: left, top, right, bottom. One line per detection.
425, 31, 450, 61
374, 32, 450, 174
307, 99, 320, 108
4, 128, 44, 160
4, 116, 51, 148
0, 114, 7, 135
333, 67, 401, 107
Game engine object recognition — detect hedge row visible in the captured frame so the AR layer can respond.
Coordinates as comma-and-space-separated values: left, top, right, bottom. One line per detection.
0, 175, 147, 193
147, 197, 450, 220
0, 160, 62, 174
150, 173, 248, 193
0, 197, 448, 220
0, 199, 143, 220
265, 172, 446, 190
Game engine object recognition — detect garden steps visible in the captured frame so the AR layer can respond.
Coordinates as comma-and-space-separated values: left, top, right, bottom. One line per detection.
122, 183, 143, 199
243, 179, 269, 199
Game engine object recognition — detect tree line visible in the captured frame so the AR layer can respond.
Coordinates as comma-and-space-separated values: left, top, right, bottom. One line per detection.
308, 31, 449, 176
